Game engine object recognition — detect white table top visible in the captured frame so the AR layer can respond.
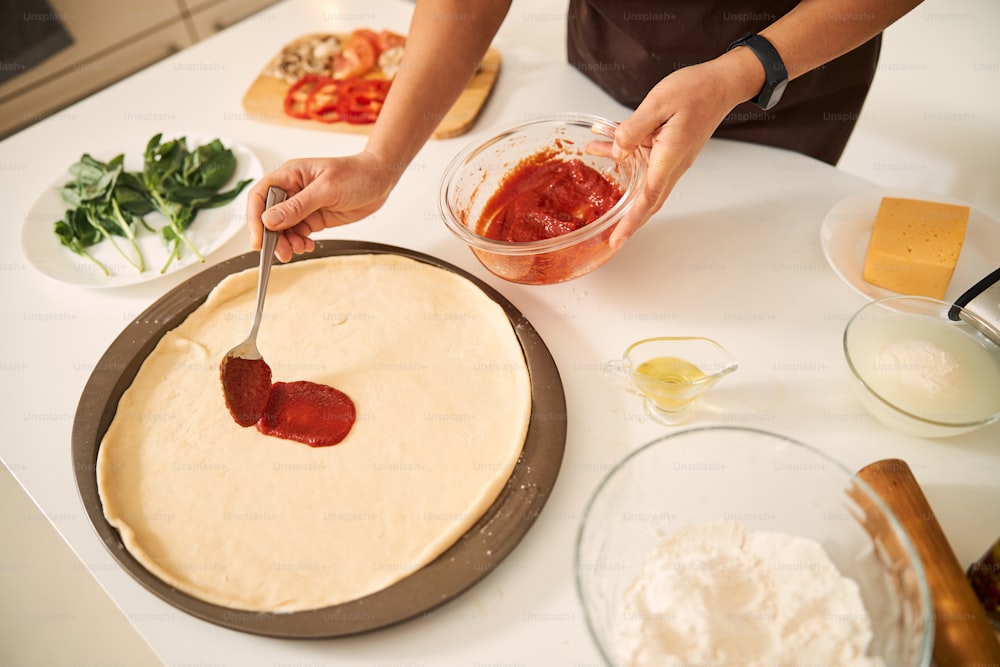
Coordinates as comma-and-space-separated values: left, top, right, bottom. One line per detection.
2, 0, 997, 664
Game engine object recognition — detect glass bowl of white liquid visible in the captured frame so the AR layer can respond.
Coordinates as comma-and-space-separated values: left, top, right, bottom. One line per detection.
843, 295, 1000, 438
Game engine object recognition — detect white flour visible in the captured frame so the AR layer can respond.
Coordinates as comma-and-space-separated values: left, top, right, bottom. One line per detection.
874, 339, 961, 393
614, 521, 884, 667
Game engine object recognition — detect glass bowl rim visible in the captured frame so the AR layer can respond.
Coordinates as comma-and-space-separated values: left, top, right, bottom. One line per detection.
437, 112, 646, 255
572, 425, 934, 667
843, 294, 1000, 429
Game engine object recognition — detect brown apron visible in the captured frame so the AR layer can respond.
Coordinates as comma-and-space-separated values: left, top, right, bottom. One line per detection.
566, 0, 881, 164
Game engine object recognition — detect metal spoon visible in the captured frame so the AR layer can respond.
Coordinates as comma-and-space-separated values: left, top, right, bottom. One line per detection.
220, 185, 286, 425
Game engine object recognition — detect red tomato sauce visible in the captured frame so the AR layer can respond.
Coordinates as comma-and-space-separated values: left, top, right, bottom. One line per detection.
478, 153, 624, 242
221, 357, 273, 427
257, 381, 356, 447
221, 360, 356, 447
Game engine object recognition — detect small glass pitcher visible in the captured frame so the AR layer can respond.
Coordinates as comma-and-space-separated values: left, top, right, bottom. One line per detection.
605, 337, 738, 424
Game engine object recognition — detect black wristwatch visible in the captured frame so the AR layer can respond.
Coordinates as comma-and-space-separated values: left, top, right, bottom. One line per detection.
727, 33, 788, 111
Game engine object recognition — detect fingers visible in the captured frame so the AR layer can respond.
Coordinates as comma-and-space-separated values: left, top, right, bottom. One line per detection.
585, 133, 663, 249
246, 167, 307, 250
285, 223, 316, 256
260, 180, 321, 231
601, 93, 683, 246
246, 160, 330, 260
584, 138, 614, 158
610, 189, 667, 249
588, 129, 672, 249
610, 188, 657, 250
612, 98, 669, 160
273, 234, 294, 263
611, 129, 689, 249
245, 182, 269, 251
272, 227, 316, 263
240, 152, 398, 260
608, 64, 730, 248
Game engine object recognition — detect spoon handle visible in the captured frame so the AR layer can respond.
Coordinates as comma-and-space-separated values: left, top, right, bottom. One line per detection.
249, 187, 287, 339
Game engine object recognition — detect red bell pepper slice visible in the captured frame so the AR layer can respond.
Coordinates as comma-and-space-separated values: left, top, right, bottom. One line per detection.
338, 78, 390, 125
283, 73, 392, 125
305, 78, 346, 123
283, 74, 332, 119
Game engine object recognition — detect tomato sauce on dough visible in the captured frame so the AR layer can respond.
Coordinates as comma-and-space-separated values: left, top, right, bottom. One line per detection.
258, 381, 356, 447
221, 361, 356, 446
478, 153, 623, 242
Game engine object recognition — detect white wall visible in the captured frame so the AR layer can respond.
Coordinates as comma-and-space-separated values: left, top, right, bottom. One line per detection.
839, 0, 1000, 219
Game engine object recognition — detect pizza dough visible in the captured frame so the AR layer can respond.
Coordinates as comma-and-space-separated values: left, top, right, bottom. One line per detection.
96, 254, 531, 612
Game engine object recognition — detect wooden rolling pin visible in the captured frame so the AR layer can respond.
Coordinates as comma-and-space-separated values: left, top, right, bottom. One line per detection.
856, 459, 1000, 665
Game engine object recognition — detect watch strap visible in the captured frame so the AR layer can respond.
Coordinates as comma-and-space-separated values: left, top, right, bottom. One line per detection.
727, 33, 788, 110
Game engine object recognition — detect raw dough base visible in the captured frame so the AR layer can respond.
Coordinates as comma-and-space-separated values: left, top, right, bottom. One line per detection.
97, 254, 531, 612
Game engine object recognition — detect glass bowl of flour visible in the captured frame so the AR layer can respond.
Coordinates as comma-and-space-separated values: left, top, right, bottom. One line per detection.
844, 295, 1000, 438
574, 426, 932, 667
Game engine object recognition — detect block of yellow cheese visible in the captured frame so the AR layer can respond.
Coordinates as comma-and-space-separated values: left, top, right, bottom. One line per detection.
862, 196, 970, 299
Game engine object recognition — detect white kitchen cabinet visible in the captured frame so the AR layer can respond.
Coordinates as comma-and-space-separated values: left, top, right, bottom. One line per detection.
0, 0, 279, 139
183, 0, 283, 40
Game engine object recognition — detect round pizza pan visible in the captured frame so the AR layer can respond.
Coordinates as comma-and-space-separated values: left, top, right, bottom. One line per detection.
71, 240, 567, 638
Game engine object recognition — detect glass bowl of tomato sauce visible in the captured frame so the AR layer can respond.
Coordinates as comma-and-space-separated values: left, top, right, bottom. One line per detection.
438, 113, 646, 285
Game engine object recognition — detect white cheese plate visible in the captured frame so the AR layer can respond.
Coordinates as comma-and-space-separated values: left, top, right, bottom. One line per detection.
820, 187, 1000, 303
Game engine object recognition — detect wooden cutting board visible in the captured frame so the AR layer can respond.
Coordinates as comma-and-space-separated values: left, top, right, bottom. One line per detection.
241, 34, 501, 139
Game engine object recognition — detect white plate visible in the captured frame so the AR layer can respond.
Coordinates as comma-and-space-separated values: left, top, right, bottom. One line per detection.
820, 187, 1000, 303
21, 134, 262, 288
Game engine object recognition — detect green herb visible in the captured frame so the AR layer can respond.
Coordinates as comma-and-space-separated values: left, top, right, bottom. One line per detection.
142, 134, 253, 273
52, 134, 253, 276
54, 207, 109, 275
56, 153, 146, 272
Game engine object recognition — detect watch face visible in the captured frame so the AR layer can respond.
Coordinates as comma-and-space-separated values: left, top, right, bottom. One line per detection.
765, 79, 789, 110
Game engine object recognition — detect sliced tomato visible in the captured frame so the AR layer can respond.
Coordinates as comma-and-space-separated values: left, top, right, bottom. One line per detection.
375, 29, 406, 53
283, 74, 332, 119
351, 28, 381, 54
331, 31, 378, 79
329, 52, 358, 80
